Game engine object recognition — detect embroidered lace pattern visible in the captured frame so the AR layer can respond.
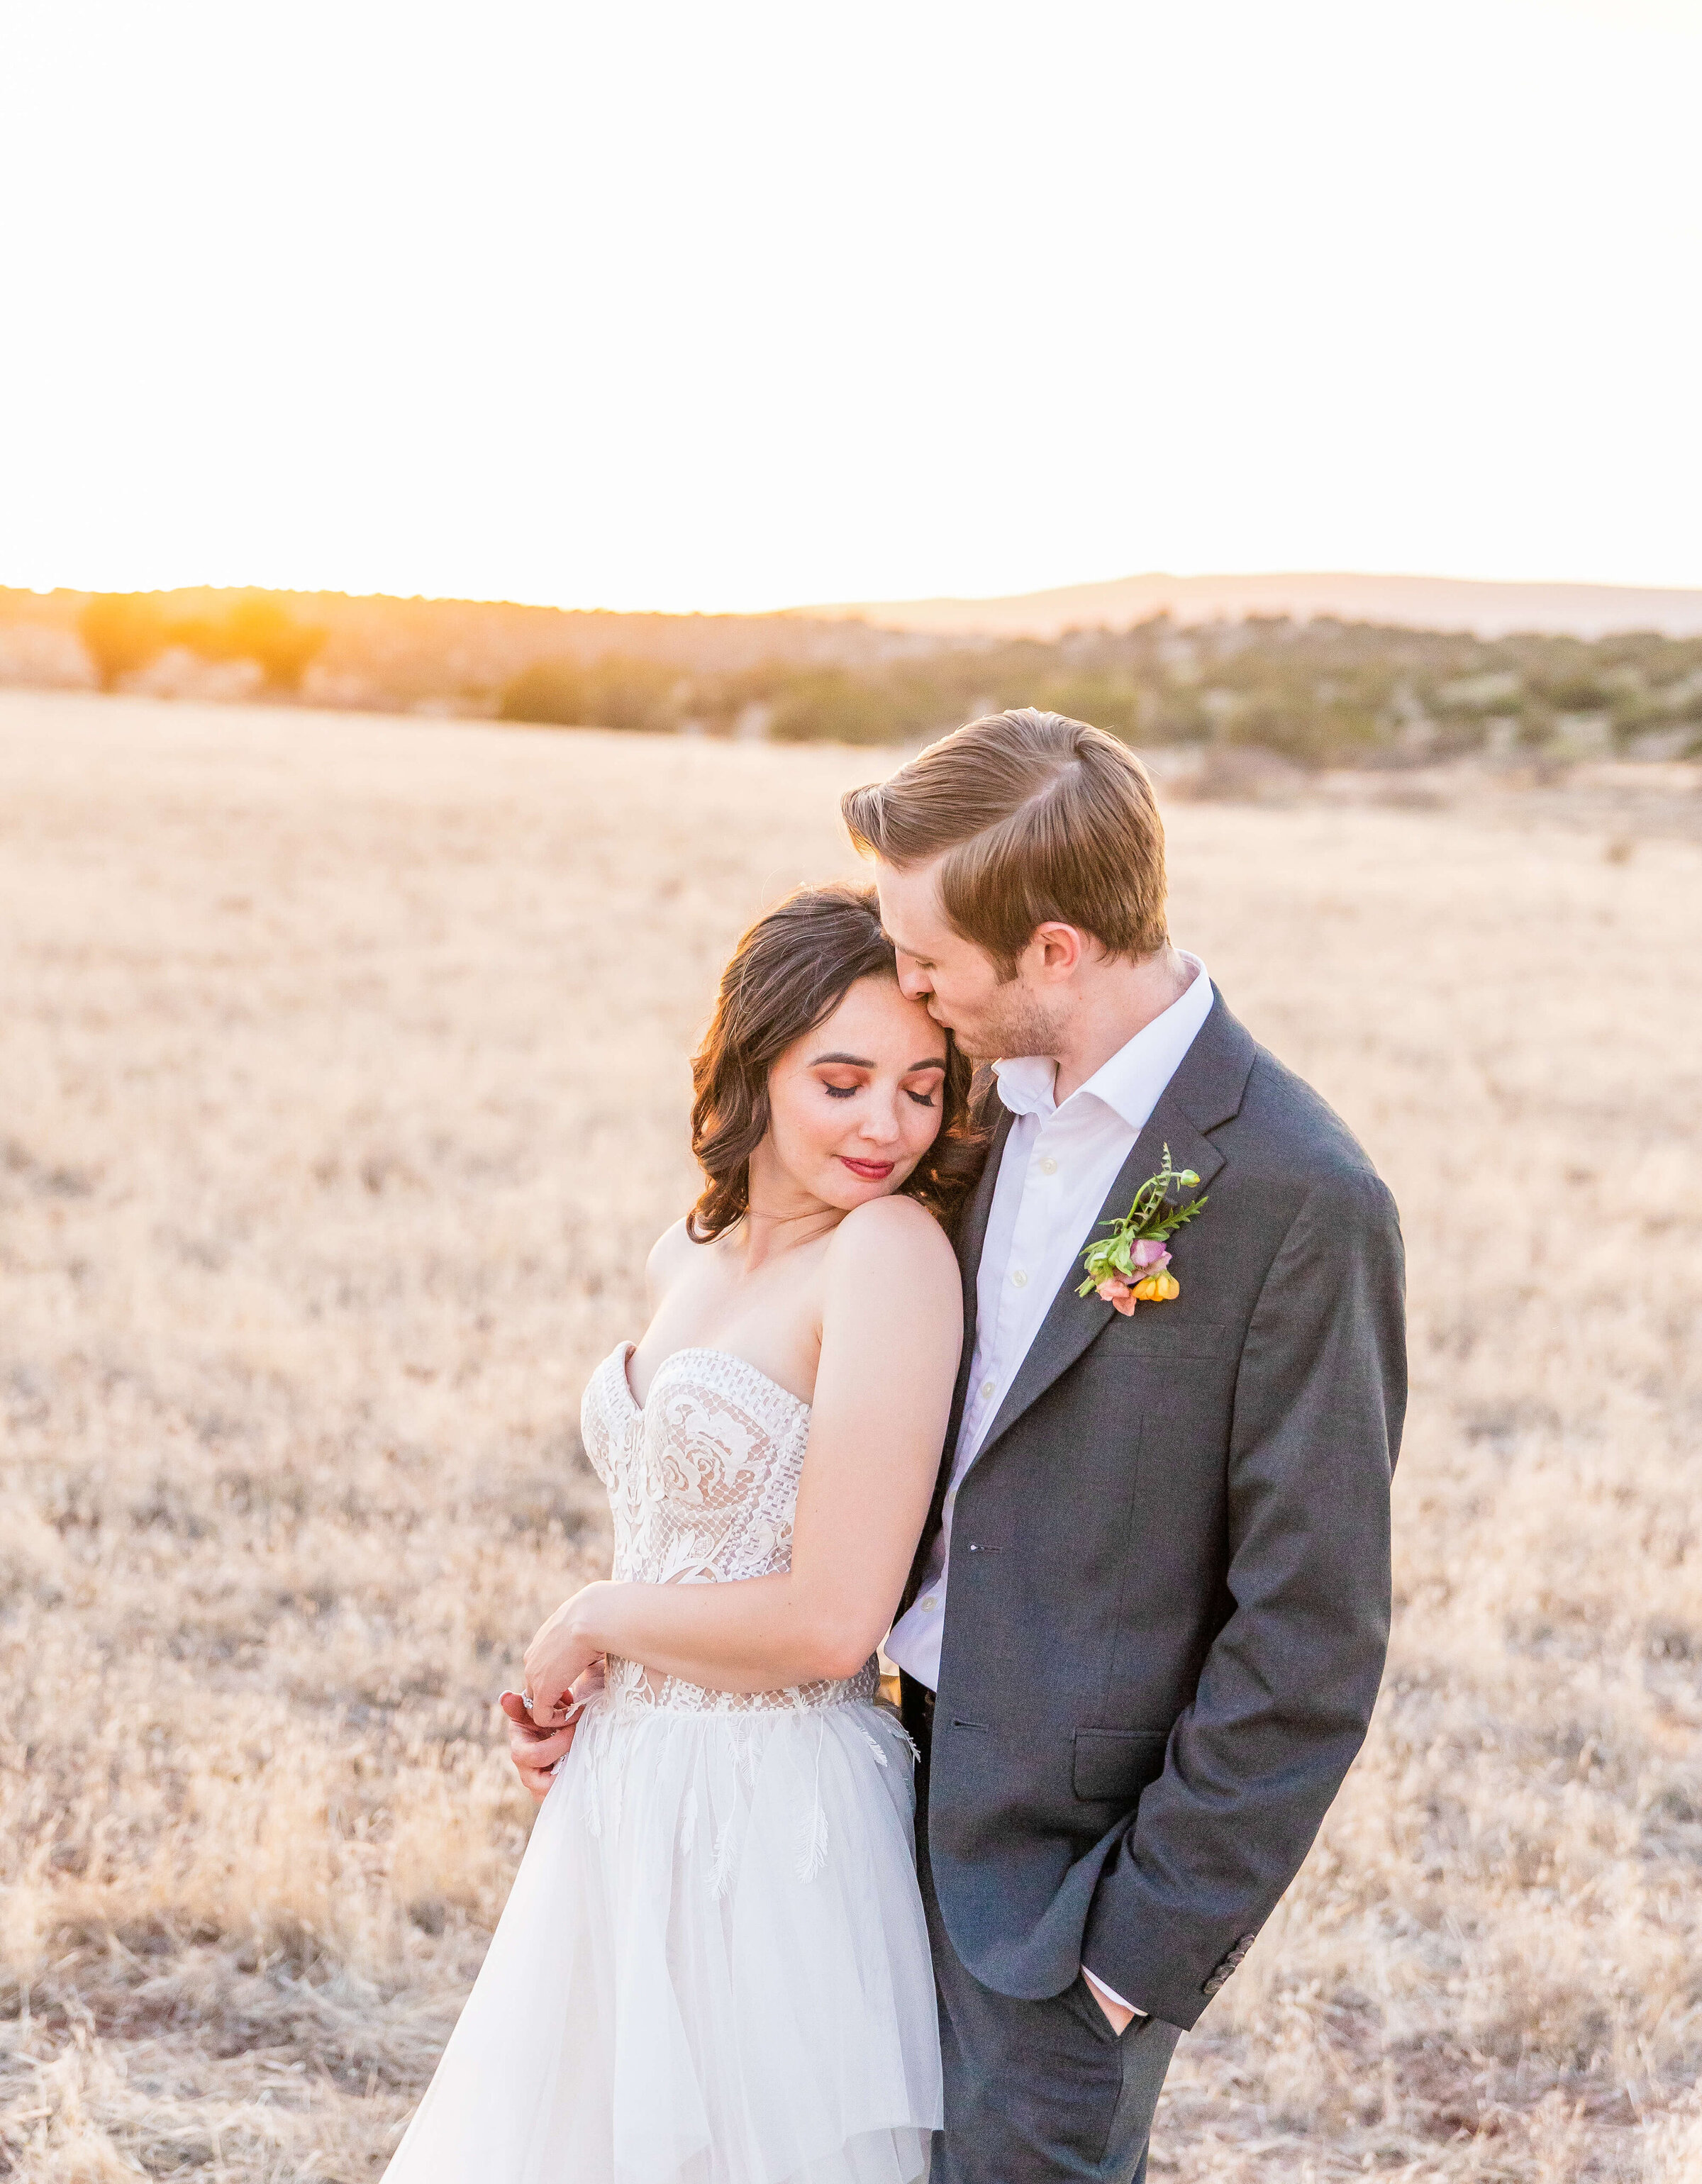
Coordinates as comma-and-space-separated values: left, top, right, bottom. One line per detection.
580, 1344, 878, 1716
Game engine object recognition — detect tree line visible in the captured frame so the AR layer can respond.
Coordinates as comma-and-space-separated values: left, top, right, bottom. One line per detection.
53, 591, 1702, 765
499, 618, 1702, 766
78, 594, 326, 693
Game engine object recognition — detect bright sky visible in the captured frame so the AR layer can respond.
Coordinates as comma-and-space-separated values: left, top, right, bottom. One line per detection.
3, 1, 1700, 613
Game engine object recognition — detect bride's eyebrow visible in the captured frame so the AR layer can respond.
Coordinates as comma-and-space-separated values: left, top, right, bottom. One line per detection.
807, 1051, 947, 1071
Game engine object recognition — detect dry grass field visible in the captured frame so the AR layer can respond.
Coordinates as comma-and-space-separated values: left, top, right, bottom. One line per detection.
1, 689, 1698, 2183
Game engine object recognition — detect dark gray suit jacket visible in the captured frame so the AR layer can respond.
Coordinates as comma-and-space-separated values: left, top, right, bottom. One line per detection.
916, 990, 1406, 2032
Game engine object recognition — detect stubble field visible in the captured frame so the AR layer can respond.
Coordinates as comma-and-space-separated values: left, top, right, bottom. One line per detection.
1, 690, 1698, 2182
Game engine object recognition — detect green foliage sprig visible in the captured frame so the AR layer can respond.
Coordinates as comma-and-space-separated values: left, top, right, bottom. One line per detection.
1077, 1144, 1208, 1298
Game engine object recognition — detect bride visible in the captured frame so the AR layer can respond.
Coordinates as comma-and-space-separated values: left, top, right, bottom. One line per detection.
384, 884, 981, 2184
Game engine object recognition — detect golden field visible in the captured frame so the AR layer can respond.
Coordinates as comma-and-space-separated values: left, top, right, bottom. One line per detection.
1, 689, 1698, 2183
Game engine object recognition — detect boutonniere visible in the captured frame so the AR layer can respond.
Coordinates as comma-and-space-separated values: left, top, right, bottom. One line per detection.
1076, 1144, 1208, 1316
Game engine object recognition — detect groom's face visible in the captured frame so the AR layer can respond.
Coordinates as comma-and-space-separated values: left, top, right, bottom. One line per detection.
875, 857, 1063, 1064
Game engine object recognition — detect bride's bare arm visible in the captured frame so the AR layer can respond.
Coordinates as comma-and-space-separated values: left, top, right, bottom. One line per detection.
523, 1197, 962, 1716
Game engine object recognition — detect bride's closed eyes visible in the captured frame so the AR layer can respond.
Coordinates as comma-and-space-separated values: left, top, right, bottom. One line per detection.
822, 1083, 938, 1108
810, 1051, 946, 1108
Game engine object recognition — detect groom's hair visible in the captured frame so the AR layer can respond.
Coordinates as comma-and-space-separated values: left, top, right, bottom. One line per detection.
841, 708, 1168, 974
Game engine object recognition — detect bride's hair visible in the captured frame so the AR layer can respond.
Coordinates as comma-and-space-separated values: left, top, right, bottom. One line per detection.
688, 884, 985, 1243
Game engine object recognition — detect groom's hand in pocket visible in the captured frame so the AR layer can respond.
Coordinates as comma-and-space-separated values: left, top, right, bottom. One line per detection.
499, 1690, 579, 1803
1082, 1967, 1142, 2036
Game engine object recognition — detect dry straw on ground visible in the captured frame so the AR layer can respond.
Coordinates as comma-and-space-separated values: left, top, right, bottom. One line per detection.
1, 691, 1698, 2181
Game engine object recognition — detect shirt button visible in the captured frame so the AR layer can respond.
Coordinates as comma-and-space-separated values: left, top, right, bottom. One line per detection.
921, 1595, 939, 1611
1011, 1269, 1028, 1288
1039, 1156, 1058, 1176
980, 1378, 996, 1400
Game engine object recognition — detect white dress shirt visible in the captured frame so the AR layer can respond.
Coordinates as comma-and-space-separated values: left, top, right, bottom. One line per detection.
886, 952, 1214, 1690
884, 953, 1215, 2020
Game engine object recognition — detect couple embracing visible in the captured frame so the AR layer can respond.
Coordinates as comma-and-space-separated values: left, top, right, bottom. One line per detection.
384, 708, 1406, 2184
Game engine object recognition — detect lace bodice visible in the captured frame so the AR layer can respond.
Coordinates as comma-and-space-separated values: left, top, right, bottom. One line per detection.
580, 1344, 877, 1715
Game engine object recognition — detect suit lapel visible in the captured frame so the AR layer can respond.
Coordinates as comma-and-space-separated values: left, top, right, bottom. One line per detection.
970, 993, 1256, 1466
942, 1106, 1008, 1469
899, 1106, 1011, 1614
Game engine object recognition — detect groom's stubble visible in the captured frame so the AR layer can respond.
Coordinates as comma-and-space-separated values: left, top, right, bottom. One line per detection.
940, 975, 1068, 1071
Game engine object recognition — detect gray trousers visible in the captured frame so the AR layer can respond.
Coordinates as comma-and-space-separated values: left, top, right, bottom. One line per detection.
911, 1702, 1180, 2184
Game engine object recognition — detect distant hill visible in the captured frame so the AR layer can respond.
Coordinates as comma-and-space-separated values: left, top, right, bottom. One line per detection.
800, 572, 1702, 642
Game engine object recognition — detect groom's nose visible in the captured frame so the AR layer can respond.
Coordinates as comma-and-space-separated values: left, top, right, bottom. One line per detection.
895, 956, 932, 999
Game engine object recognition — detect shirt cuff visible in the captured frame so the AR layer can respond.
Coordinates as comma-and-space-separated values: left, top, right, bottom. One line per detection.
1081, 1966, 1146, 2019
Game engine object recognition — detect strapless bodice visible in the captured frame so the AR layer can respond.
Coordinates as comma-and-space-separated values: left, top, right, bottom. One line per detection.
579, 1344, 877, 1714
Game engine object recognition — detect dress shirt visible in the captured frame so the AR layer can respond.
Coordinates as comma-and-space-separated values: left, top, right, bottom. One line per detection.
885, 954, 1214, 2020
886, 952, 1214, 1691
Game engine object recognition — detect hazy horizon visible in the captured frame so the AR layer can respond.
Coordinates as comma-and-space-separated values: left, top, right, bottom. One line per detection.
12, 566, 1702, 642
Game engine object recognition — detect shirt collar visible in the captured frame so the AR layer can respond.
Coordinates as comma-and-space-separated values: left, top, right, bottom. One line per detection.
992, 953, 1214, 1128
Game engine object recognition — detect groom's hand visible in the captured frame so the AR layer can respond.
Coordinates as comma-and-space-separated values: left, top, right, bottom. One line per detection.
499, 1690, 579, 1802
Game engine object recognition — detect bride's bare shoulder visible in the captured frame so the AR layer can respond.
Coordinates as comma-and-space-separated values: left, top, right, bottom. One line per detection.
645, 1215, 702, 1303
828, 1193, 958, 1284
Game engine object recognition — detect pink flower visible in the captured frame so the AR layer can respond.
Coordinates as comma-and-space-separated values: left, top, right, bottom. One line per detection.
1096, 1241, 1176, 1315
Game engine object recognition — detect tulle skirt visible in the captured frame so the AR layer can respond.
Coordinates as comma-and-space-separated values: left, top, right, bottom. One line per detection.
384, 1692, 942, 2184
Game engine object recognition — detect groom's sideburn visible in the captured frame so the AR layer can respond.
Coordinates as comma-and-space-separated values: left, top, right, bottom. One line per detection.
908, 993, 1405, 2184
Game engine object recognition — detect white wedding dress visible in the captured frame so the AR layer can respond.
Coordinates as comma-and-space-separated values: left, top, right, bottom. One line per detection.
384, 1344, 941, 2184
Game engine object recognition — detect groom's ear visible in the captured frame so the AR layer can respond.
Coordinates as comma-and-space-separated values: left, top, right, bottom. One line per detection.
1028, 921, 1088, 981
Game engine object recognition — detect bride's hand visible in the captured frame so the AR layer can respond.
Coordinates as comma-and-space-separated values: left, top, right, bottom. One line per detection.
500, 1659, 605, 1800
523, 1585, 610, 1725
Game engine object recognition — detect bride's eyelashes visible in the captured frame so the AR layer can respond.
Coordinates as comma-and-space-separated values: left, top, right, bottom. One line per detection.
904, 1063, 947, 1108
818, 1079, 937, 1107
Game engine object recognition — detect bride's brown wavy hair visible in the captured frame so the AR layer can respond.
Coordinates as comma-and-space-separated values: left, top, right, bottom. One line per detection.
688, 885, 986, 1243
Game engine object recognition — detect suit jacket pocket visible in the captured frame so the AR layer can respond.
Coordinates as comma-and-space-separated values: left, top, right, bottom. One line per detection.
1098, 1316, 1233, 1365
1072, 1727, 1169, 1805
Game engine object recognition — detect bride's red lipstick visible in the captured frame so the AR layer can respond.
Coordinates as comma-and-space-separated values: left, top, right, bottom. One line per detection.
840, 1156, 896, 1181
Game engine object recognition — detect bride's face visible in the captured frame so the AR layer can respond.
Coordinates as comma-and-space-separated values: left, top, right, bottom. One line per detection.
757, 974, 949, 1213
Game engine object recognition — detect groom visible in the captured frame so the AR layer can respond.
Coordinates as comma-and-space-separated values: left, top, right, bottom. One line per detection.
844, 709, 1406, 2183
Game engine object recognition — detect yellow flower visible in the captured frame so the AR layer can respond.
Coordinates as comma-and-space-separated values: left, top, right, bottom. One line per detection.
1133, 1271, 1181, 1303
